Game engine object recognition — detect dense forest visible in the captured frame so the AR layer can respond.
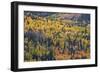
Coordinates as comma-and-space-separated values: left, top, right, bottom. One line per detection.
24, 11, 90, 62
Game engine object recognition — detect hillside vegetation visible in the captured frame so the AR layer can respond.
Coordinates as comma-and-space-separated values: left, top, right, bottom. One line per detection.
24, 12, 90, 62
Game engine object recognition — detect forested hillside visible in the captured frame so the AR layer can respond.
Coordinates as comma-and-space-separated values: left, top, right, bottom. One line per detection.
24, 11, 90, 62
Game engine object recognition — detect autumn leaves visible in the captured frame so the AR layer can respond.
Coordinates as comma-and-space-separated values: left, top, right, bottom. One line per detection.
24, 14, 90, 62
